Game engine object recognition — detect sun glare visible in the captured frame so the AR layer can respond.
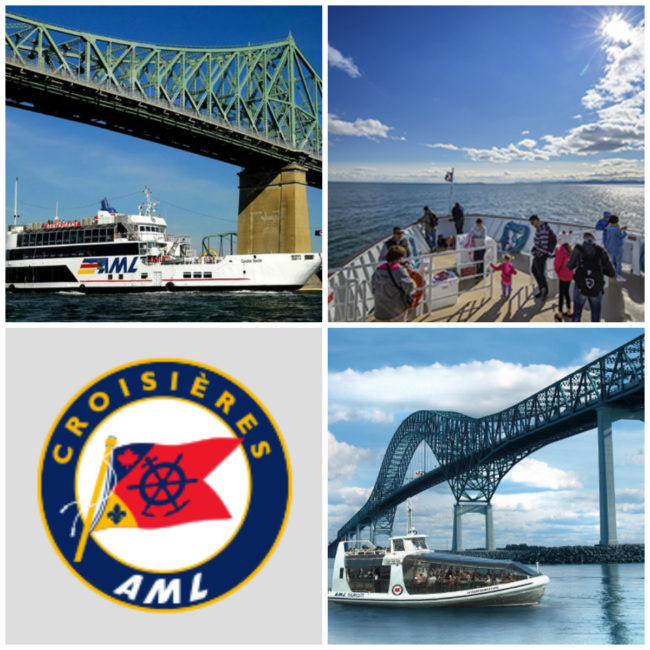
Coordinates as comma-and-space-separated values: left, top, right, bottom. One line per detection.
599, 14, 633, 44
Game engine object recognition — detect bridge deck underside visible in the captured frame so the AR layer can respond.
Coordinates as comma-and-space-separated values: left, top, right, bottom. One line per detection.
7, 64, 322, 188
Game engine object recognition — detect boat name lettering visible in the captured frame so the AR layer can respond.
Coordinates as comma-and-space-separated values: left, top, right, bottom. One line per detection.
241, 259, 262, 264
334, 592, 366, 598
79, 257, 138, 275
466, 585, 500, 596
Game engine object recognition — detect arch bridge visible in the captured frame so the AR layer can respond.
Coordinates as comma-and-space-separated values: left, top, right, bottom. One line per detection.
331, 336, 644, 554
6, 13, 322, 254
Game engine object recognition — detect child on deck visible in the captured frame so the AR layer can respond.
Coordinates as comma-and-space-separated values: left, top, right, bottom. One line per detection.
553, 240, 574, 321
490, 254, 517, 298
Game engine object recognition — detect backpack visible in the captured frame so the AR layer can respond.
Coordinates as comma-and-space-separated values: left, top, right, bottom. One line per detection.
573, 244, 604, 297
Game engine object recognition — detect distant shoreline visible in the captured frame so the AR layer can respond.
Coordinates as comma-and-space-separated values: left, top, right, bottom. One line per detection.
329, 180, 644, 186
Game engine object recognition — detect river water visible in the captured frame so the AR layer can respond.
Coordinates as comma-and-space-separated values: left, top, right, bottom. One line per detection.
328, 560, 644, 644
328, 182, 645, 267
6, 290, 321, 322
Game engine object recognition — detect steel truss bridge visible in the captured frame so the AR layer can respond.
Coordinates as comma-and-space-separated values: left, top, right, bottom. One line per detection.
6, 13, 322, 187
331, 336, 644, 553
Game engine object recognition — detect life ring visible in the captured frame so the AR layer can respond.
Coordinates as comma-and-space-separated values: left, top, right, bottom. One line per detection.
407, 268, 425, 308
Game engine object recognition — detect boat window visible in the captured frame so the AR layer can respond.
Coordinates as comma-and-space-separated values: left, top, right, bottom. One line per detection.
412, 537, 427, 550
108, 274, 113, 280
193, 272, 201, 278
118, 274, 123, 280
305, 254, 315, 260
339, 568, 344, 579
29, 233, 36, 246
392, 539, 405, 552
291, 254, 301, 260
141, 273, 148, 279
62, 231, 70, 244
203, 272, 212, 278
183, 272, 192, 278
36, 233, 43, 245
91, 229, 99, 242
84, 230, 92, 242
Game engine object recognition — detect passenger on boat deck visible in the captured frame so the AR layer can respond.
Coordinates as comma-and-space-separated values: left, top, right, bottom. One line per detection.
452, 202, 465, 234
371, 246, 416, 322
553, 239, 574, 321
602, 215, 627, 281
529, 214, 555, 300
490, 253, 517, 299
418, 206, 439, 252
437, 234, 457, 249
470, 218, 487, 275
380, 227, 413, 262
595, 212, 611, 231
567, 232, 615, 323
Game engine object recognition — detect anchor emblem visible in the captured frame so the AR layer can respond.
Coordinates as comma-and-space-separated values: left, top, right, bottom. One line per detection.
127, 454, 198, 517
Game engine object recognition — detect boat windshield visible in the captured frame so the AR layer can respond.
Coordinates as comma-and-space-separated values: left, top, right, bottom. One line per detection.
402, 553, 535, 595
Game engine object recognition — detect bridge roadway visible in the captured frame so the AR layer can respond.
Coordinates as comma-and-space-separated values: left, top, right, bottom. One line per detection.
330, 335, 644, 555
6, 13, 322, 188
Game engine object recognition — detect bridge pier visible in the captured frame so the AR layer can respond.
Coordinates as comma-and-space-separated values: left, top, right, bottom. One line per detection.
452, 502, 495, 552
237, 163, 311, 254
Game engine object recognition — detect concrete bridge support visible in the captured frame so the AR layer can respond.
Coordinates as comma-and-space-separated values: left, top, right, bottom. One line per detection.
452, 502, 495, 552
237, 162, 311, 254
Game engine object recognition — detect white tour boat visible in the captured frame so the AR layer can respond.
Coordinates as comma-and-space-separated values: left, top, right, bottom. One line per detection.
6, 188, 321, 292
329, 532, 549, 608
328, 213, 644, 322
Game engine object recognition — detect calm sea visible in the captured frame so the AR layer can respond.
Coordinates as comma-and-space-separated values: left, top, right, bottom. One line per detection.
328, 560, 644, 645
328, 182, 645, 267
5, 290, 321, 322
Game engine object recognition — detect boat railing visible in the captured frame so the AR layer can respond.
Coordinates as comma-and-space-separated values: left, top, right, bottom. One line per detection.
328, 244, 496, 322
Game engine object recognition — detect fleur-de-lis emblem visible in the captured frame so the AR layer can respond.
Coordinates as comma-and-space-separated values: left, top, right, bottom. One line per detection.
107, 503, 127, 525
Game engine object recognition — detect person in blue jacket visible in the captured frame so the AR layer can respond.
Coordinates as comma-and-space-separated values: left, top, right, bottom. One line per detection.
602, 215, 627, 281
595, 212, 610, 231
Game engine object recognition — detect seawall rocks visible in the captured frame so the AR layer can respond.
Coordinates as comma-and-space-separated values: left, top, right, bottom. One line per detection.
456, 544, 644, 564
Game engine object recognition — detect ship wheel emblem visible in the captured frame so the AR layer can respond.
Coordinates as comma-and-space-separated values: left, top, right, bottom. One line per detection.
127, 454, 198, 517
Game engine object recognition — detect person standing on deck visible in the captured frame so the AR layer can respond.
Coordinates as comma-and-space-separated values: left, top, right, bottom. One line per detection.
470, 218, 487, 275
553, 240, 574, 321
602, 215, 627, 282
371, 246, 416, 322
452, 202, 465, 234
529, 214, 556, 300
418, 206, 438, 252
567, 232, 615, 322
380, 226, 413, 262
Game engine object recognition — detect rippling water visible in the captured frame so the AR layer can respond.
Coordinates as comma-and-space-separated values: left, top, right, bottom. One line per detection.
6, 290, 322, 322
328, 561, 644, 645
329, 182, 645, 267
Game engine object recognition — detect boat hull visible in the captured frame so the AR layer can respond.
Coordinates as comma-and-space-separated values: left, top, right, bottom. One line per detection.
328, 575, 549, 608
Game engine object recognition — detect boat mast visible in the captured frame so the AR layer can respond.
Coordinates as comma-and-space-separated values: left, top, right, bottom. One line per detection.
13, 177, 19, 225
406, 498, 417, 535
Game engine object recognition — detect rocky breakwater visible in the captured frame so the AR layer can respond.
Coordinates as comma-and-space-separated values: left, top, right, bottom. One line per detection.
459, 544, 644, 564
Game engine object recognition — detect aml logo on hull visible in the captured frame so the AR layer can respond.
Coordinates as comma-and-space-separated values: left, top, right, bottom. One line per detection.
78, 257, 138, 275
39, 359, 291, 611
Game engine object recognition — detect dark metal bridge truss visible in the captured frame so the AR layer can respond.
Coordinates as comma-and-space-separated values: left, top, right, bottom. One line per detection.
334, 336, 644, 545
6, 13, 322, 186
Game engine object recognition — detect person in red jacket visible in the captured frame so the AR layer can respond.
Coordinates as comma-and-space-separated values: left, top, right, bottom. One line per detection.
490, 253, 517, 299
553, 241, 574, 321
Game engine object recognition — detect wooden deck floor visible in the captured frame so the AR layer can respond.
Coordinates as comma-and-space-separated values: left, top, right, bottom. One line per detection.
409, 253, 644, 323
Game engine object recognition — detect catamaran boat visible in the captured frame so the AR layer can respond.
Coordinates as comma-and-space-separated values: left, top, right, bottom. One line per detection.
6, 188, 321, 292
329, 532, 549, 608
328, 214, 644, 322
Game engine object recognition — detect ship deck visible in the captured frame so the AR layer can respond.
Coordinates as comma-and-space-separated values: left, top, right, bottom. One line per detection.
377, 252, 644, 323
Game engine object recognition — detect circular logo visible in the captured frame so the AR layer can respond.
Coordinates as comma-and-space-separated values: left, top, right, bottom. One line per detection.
39, 359, 291, 611
391, 584, 403, 596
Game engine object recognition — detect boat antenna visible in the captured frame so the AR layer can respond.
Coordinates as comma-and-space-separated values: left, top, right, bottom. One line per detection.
13, 177, 19, 226
406, 498, 417, 536
143, 186, 158, 217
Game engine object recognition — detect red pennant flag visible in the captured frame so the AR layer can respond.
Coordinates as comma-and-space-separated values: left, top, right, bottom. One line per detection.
93, 438, 242, 532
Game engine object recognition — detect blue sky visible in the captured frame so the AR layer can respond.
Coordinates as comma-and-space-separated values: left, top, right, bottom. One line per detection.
329, 5, 644, 183
328, 329, 644, 548
6, 5, 322, 250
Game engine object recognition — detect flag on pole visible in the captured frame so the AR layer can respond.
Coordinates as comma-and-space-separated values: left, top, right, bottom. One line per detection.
444, 170, 454, 183
93, 438, 242, 532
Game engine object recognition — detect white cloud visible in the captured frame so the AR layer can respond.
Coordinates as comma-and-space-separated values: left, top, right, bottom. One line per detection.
521, 130, 530, 135
329, 360, 575, 423
506, 458, 582, 489
328, 114, 394, 139
583, 347, 605, 363
572, 114, 583, 120
623, 448, 644, 466
328, 44, 361, 78
517, 138, 537, 148
328, 432, 372, 481
426, 143, 460, 150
